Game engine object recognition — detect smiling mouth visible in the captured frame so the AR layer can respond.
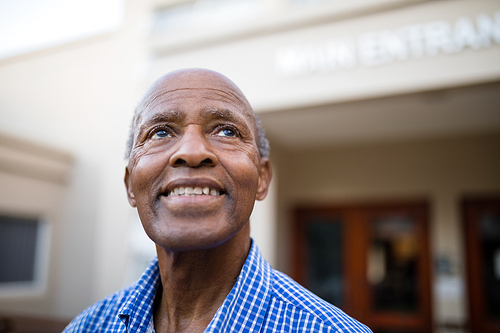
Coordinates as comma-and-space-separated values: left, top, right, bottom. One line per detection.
167, 187, 223, 197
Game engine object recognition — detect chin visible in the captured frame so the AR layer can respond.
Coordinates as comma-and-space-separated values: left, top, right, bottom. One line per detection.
150, 227, 235, 253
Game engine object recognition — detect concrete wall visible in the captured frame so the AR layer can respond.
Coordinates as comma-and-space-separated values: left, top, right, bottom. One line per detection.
0, 134, 72, 317
150, 0, 500, 113
0, 0, 150, 319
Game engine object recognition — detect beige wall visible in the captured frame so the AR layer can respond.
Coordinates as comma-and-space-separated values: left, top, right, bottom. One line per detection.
0, 0, 150, 319
273, 131, 500, 326
150, 0, 500, 113
0, 134, 72, 317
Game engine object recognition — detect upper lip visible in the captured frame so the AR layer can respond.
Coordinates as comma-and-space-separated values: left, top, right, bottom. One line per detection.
161, 177, 225, 195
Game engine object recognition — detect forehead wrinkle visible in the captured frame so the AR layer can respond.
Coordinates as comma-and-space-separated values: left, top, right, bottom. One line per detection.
149, 85, 250, 109
139, 88, 183, 114
204, 87, 251, 110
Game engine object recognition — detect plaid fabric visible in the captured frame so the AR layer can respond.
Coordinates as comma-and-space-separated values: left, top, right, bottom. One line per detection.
64, 241, 371, 332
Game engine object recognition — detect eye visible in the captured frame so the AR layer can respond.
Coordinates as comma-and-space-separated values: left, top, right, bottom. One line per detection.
216, 128, 237, 137
151, 129, 171, 139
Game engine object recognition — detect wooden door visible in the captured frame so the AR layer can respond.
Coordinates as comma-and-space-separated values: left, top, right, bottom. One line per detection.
463, 198, 500, 333
293, 202, 432, 333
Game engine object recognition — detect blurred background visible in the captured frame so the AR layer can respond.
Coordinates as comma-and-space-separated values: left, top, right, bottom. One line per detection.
0, 0, 499, 332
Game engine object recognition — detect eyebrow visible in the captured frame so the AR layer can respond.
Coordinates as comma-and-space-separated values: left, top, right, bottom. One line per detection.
201, 107, 244, 124
148, 109, 184, 124
136, 109, 184, 135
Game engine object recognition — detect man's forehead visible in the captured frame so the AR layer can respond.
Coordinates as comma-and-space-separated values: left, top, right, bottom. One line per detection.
136, 69, 255, 124
147, 69, 250, 107
139, 107, 246, 126
159, 68, 242, 90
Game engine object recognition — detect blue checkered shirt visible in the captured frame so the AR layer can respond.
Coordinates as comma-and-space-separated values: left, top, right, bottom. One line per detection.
64, 241, 371, 332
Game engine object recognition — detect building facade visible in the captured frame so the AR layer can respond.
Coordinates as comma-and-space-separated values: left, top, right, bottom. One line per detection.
0, 0, 499, 332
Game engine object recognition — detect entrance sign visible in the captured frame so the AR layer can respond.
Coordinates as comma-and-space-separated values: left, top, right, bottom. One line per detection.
276, 12, 500, 77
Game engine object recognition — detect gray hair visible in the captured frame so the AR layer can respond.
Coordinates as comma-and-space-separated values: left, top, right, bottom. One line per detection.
254, 113, 270, 158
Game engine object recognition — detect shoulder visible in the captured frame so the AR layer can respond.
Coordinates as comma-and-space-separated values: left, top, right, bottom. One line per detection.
268, 270, 372, 333
62, 285, 134, 333
63, 257, 159, 333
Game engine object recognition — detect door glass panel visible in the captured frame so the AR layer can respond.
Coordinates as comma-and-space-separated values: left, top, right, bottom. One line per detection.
306, 219, 344, 306
369, 216, 418, 313
480, 213, 500, 319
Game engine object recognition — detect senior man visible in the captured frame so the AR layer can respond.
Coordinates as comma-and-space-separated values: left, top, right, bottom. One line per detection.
64, 69, 371, 333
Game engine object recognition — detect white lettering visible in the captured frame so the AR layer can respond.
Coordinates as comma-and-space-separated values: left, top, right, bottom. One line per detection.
305, 45, 325, 73
275, 11, 500, 77
359, 30, 409, 66
275, 46, 307, 76
403, 24, 425, 58
424, 21, 457, 55
476, 11, 500, 47
358, 32, 382, 66
455, 17, 482, 50
325, 39, 357, 70
380, 29, 409, 62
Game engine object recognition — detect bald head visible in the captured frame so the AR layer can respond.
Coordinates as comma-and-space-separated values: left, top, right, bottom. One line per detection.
126, 68, 269, 159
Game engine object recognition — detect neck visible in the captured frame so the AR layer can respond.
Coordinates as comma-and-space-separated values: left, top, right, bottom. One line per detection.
153, 225, 251, 333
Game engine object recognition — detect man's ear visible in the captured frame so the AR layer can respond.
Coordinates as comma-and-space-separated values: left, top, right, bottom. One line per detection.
256, 158, 272, 201
124, 166, 137, 207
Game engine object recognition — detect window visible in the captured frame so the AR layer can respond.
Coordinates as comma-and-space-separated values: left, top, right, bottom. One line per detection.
0, 214, 50, 297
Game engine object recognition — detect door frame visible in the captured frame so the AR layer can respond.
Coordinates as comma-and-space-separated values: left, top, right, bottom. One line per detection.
292, 201, 432, 332
463, 197, 500, 333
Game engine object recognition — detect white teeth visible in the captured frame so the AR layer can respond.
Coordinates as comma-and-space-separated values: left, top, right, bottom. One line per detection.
168, 186, 220, 197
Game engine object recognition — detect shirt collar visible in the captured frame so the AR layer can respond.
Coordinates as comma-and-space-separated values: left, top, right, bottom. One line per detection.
118, 257, 160, 332
205, 240, 273, 333
117, 240, 272, 333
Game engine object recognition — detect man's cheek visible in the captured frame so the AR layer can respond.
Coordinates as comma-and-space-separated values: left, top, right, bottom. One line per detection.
134, 156, 165, 188
236, 162, 261, 189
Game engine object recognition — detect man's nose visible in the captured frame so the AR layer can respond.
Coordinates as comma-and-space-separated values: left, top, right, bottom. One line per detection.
169, 126, 218, 167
